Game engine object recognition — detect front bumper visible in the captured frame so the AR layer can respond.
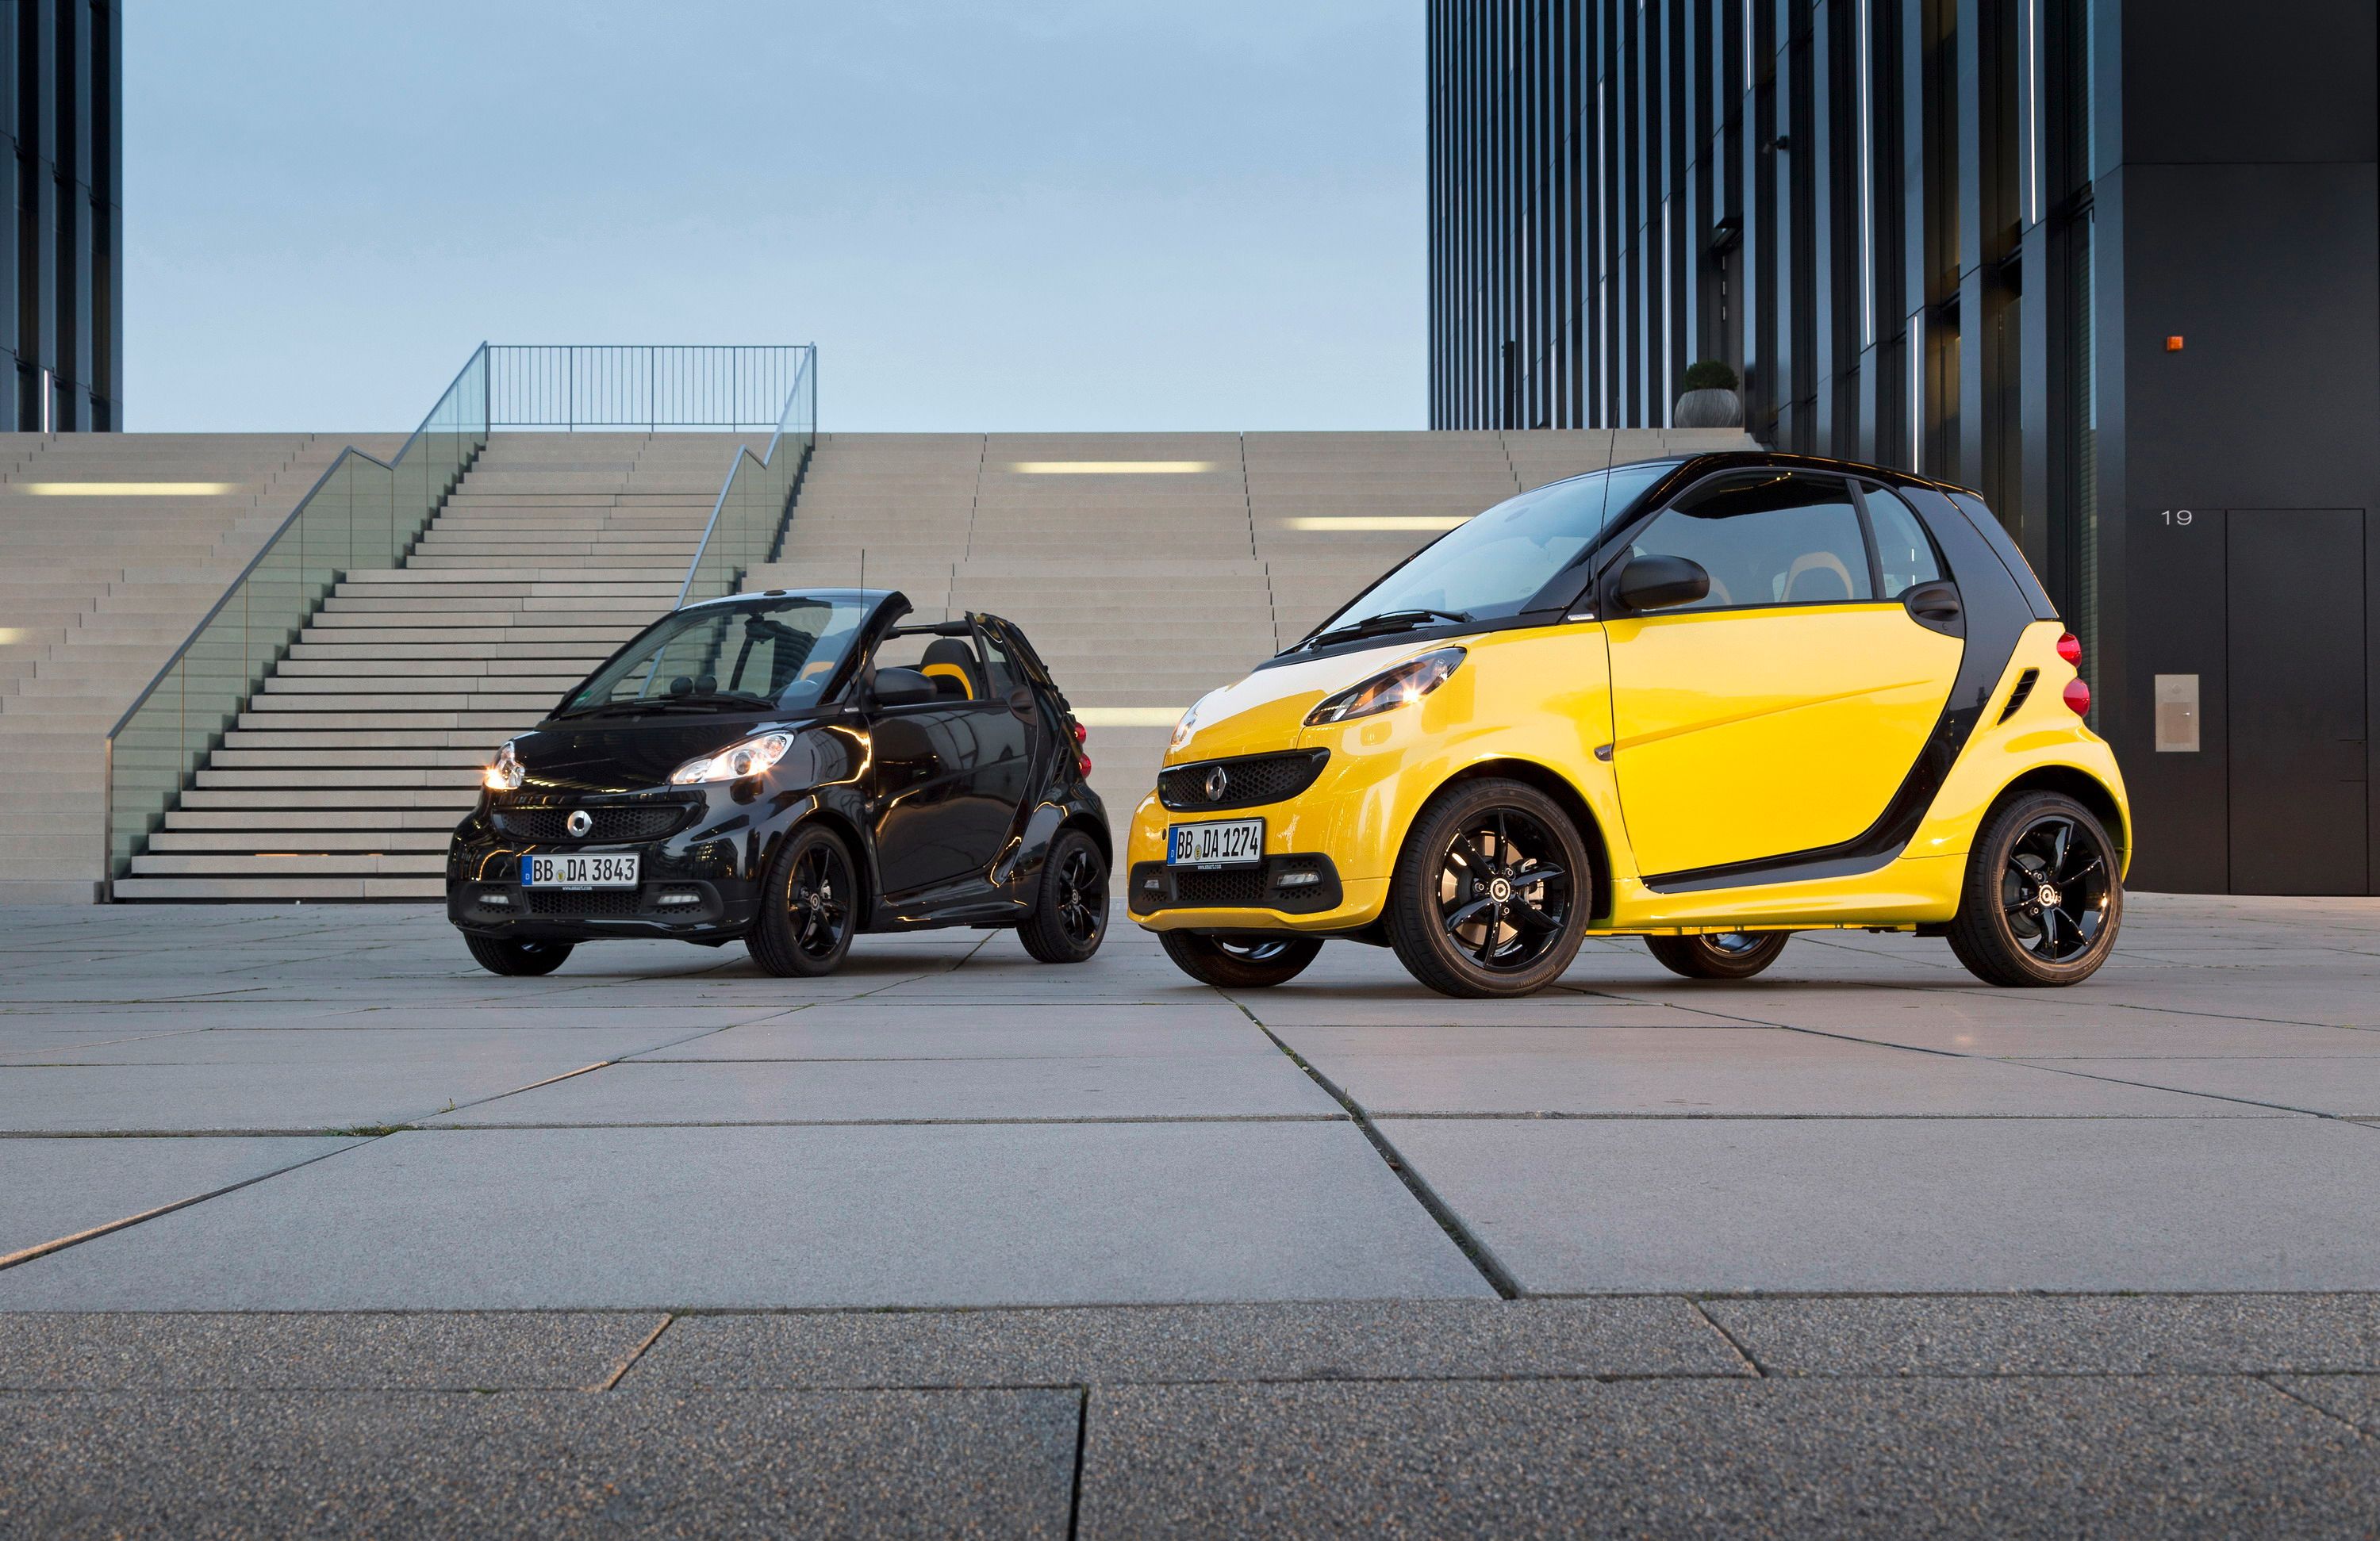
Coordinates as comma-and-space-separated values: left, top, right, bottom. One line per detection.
446, 788, 768, 942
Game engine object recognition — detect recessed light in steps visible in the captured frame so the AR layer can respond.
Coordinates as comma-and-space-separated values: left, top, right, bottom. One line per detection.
1282, 516, 1472, 531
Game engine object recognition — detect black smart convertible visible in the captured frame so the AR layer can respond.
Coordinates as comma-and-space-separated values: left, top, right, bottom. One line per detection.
446, 588, 1111, 978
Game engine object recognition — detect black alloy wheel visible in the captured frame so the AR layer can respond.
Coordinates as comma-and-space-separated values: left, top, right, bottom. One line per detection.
1159, 930, 1325, 988
1645, 930, 1791, 979
1947, 791, 2123, 987
1019, 830, 1110, 964
464, 934, 574, 977
1387, 779, 1591, 999
747, 823, 859, 978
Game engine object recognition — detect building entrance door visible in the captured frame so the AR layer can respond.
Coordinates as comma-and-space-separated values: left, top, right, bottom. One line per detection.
2225, 510, 2369, 894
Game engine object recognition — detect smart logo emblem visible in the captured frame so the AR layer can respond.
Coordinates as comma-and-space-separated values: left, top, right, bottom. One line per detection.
565, 810, 593, 838
1203, 766, 1230, 802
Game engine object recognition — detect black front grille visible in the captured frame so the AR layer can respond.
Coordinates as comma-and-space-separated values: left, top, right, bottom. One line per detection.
497, 803, 692, 843
525, 889, 643, 918
1170, 867, 1268, 907
1159, 750, 1330, 812
1128, 856, 1344, 916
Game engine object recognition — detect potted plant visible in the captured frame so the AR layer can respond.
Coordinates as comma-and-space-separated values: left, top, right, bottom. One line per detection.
1675, 360, 1743, 427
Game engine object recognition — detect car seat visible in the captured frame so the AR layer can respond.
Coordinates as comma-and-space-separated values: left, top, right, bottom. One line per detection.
919, 638, 985, 701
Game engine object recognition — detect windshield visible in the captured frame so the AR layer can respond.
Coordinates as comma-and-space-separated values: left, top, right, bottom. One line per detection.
1309, 460, 1676, 642
560, 596, 872, 717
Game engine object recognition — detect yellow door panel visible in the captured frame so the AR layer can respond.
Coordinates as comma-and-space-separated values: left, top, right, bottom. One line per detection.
1606, 605, 1963, 875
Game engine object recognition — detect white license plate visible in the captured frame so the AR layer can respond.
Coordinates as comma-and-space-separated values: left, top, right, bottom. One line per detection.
1168, 818, 1265, 867
520, 853, 640, 890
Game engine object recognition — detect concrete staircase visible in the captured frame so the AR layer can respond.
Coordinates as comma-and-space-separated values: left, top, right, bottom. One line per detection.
109, 434, 750, 901
753, 428, 1754, 827
0, 433, 408, 903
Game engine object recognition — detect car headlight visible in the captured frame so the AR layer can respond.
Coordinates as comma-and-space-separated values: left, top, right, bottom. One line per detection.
482, 740, 524, 792
1169, 698, 1205, 753
670, 732, 793, 785
1303, 647, 1466, 727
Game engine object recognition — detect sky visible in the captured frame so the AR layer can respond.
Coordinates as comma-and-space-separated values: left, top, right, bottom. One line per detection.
123, 1, 1426, 434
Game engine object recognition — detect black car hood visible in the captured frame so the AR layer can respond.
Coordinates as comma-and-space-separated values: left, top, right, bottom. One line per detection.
510, 712, 806, 795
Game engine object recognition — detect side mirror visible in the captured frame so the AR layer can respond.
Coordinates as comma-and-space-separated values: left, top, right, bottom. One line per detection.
1614, 554, 1712, 612
870, 667, 939, 707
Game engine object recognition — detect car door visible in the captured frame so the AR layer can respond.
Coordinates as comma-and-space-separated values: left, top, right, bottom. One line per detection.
1600, 471, 1966, 880
866, 629, 1032, 895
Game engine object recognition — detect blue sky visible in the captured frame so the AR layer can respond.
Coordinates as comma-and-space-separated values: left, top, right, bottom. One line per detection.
125, 2, 1425, 434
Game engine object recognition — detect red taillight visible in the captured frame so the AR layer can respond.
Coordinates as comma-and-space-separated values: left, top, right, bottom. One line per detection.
2063, 677, 2091, 716
2056, 632, 2082, 665
1072, 722, 1088, 745
1077, 753, 1094, 776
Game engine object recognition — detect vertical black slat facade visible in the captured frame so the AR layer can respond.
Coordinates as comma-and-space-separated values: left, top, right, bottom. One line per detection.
0, 0, 117, 431
1426, 0, 2380, 895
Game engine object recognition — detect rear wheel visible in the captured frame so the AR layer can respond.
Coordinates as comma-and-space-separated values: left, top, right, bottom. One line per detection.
1946, 792, 2122, 987
747, 824, 859, 978
1159, 931, 1322, 988
1019, 830, 1108, 964
1386, 779, 1591, 999
1645, 931, 1790, 979
464, 934, 573, 977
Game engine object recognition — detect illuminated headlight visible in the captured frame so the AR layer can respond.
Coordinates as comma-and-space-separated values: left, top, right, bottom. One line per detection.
1169, 697, 1207, 753
482, 740, 524, 792
670, 732, 793, 785
1303, 647, 1466, 727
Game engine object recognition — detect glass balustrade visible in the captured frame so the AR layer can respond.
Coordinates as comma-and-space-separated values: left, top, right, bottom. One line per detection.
678, 345, 817, 607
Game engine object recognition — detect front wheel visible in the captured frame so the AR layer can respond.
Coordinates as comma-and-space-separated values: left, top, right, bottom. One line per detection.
464, 934, 573, 977
1159, 931, 1323, 988
1645, 931, 1790, 979
1019, 830, 1107, 964
1945, 792, 2122, 987
746, 823, 860, 978
1385, 779, 1591, 999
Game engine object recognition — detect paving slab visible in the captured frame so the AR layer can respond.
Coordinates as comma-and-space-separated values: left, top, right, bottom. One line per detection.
430, 1052, 1339, 1125
1381, 1116, 2380, 1294
2271, 1374, 2380, 1436
1704, 1294, 2380, 1375
631, 1000, 1267, 1060
0, 1312, 666, 1390
1076, 1376, 2380, 1537
0, 1028, 700, 1132
0, 1387, 1078, 1537
0, 1124, 1495, 1310
633, 1298, 1746, 1389
0, 1136, 358, 1260
1274, 1024, 2262, 1117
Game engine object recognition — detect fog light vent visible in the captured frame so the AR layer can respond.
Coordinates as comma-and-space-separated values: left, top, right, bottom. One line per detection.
655, 887, 704, 908
1276, 871, 1322, 888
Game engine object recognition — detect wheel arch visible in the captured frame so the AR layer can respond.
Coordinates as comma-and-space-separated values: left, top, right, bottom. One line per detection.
1061, 810, 1114, 868
1424, 757, 1616, 922
769, 802, 877, 921
1990, 765, 2129, 868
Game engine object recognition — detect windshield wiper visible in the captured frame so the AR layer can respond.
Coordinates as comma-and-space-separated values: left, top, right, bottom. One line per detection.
1303, 608, 1473, 651
554, 691, 778, 721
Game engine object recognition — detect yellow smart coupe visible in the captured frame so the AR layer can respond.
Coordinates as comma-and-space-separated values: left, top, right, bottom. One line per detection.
1129, 452, 2128, 999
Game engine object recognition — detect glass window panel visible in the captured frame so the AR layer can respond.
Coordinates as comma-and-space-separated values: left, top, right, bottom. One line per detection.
1862, 488, 1944, 596
1627, 473, 1875, 611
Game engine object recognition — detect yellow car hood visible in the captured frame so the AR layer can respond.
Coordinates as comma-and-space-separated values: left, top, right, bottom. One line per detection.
1169, 638, 1440, 761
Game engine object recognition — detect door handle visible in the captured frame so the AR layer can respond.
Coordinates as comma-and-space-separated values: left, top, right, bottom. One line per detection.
1007, 686, 1038, 722
1902, 581, 1964, 637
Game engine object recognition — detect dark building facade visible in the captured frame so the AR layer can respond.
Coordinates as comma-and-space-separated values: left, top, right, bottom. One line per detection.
2, 0, 117, 431
1426, 0, 2379, 895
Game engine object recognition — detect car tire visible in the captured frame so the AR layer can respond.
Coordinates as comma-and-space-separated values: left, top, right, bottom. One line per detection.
1945, 791, 2123, 987
1645, 931, 1790, 979
1159, 931, 1323, 988
1019, 830, 1108, 964
746, 823, 860, 979
1385, 778, 1591, 999
464, 934, 573, 977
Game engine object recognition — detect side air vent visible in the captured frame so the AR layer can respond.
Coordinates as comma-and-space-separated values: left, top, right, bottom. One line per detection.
1996, 669, 2040, 724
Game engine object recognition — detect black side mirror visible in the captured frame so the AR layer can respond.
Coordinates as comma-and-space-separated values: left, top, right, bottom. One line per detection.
1614, 554, 1712, 612
871, 667, 939, 707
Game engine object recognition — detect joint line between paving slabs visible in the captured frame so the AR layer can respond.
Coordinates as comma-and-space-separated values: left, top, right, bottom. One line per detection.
1686, 1299, 1767, 1378
1065, 1385, 1090, 1539
0, 1138, 374, 1273
2256, 1374, 2374, 1439
1228, 998, 1523, 1301
595, 1313, 676, 1393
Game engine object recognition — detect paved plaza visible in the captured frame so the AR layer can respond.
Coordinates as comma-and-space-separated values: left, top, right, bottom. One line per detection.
5, 894, 2380, 1532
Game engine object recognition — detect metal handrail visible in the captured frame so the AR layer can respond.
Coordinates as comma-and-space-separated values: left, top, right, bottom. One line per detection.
486, 346, 811, 430
677, 344, 820, 608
